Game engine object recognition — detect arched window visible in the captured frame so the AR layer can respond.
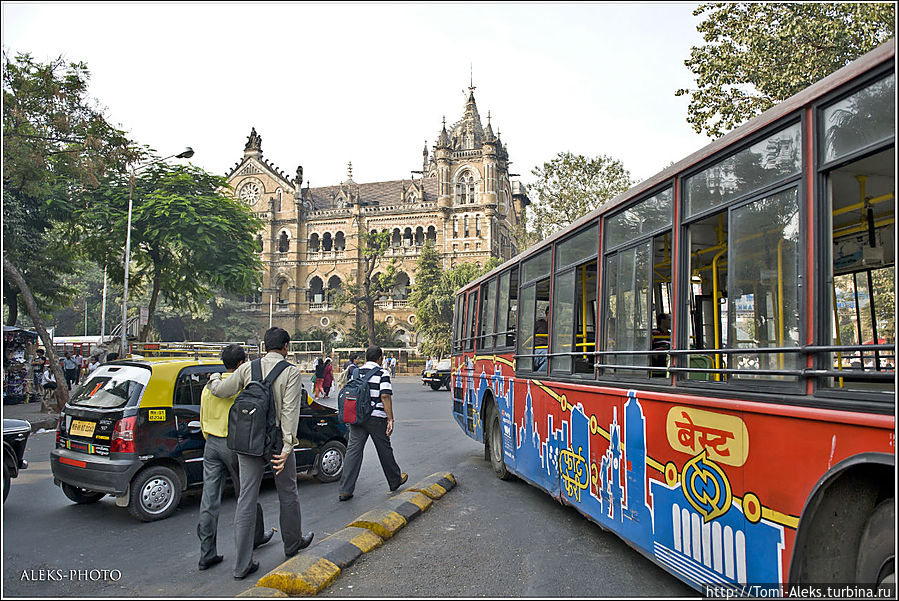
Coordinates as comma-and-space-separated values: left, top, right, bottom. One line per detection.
455, 170, 477, 204
309, 233, 320, 253
322, 232, 333, 252
277, 279, 289, 304
307, 277, 324, 304
279, 231, 290, 253
464, 215, 469, 238
426, 225, 437, 242
391, 228, 402, 248
452, 217, 458, 238
403, 227, 413, 247
327, 275, 342, 303
393, 272, 411, 300
334, 231, 345, 251
256, 235, 263, 253
274, 189, 282, 212
415, 227, 424, 246
475, 215, 480, 237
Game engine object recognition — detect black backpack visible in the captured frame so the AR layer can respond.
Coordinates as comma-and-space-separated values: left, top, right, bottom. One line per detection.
337, 367, 378, 425
227, 358, 291, 458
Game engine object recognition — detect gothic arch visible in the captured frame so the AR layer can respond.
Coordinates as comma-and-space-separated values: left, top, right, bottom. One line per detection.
309, 232, 320, 252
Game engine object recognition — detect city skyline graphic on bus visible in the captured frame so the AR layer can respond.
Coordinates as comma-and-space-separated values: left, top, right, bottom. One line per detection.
458, 361, 785, 591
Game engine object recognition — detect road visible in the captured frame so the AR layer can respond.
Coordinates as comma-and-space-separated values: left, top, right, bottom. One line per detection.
2, 377, 695, 597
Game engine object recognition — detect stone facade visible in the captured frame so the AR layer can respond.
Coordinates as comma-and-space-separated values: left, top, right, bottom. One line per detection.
225, 87, 529, 346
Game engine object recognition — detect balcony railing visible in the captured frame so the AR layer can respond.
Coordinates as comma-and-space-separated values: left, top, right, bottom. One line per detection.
374, 299, 409, 310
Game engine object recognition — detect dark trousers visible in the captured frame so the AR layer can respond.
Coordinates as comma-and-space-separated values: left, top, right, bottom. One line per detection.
196, 435, 265, 565
338, 417, 403, 496
65, 369, 79, 389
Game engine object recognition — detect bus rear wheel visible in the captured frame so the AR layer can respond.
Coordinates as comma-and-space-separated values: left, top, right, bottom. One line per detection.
856, 498, 895, 586
486, 404, 513, 480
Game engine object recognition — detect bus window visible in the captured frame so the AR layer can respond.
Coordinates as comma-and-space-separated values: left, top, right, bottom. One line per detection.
453, 294, 464, 353
601, 189, 672, 379
518, 250, 551, 373
464, 290, 479, 352
495, 267, 519, 348
825, 147, 894, 393
477, 278, 497, 351
552, 222, 598, 376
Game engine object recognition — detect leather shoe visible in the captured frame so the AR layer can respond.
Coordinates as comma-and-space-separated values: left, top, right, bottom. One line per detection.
338, 493, 353, 502
285, 532, 315, 557
389, 472, 408, 492
233, 561, 258, 580
253, 528, 275, 549
198, 555, 223, 571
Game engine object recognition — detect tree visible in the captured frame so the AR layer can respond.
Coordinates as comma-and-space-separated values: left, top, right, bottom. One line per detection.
528, 152, 632, 239
76, 164, 264, 341
337, 230, 398, 346
3, 51, 138, 409
410, 252, 502, 358
676, 3, 896, 138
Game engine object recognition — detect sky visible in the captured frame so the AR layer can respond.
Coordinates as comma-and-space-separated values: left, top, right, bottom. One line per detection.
2, 2, 713, 191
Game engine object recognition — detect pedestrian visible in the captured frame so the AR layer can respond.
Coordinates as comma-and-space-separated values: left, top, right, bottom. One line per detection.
322, 358, 333, 398
31, 349, 47, 398
41, 365, 57, 403
206, 327, 314, 579
336, 353, 360, 392
313, 356, 325, 399
73, 349, 84, 383
197, 344, 274, 571
337, 344, 408, 502
62, 352, 79, 390
87, 355, 101, 377
389, 355, 396, 378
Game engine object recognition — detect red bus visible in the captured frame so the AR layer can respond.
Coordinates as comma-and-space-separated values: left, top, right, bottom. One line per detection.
451, 41, 895, 595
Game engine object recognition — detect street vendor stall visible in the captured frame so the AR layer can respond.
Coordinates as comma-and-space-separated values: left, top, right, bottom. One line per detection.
3, 325, 39, 404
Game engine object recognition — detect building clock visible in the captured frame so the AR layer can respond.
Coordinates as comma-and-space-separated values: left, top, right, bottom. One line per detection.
239, 180, 262, 205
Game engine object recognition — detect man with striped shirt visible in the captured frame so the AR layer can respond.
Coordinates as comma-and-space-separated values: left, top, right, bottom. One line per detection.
337, 345, 408, 501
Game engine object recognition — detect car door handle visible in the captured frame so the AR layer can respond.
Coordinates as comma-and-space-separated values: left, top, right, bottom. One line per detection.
187, 420, 202, 434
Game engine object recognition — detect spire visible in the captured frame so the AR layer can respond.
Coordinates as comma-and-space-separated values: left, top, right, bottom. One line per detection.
344, 161, 354, 184
485, 110, 496, 143
437, 116, 451, 149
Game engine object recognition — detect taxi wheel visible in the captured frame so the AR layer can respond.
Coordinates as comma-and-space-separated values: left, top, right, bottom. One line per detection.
314, 441, 346, 483
61, 483, 105, 504
128, 465, 181, 522
430, 382, 442, 391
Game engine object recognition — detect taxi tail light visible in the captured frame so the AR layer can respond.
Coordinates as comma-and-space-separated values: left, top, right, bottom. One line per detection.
111, 416, 137, 453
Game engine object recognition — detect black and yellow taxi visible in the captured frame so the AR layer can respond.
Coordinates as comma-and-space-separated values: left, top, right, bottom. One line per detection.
50, 357, 347, 521
422, 358, 452, 391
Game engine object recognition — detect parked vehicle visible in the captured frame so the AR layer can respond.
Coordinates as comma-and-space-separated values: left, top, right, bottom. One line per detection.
50, 358, 348, 521
3, 418, 31, 503
422, 359, 452, 391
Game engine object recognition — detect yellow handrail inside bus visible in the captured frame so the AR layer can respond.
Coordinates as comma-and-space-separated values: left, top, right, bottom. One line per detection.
711, 246, 727, 382
832, 190, 894, 217
777, 238, 785, 369
831, 284, 845, 388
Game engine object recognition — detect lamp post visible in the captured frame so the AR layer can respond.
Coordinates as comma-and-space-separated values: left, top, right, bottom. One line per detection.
120, 147, 195, 357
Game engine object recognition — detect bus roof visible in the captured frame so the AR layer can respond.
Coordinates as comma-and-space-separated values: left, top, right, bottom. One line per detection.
459, 39, 895, 295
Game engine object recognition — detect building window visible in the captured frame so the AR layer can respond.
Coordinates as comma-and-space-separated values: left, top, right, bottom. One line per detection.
464, 215, 469, 238
453, 217, 458, 238
334, 231, 345, 251
456, 171, 476, 204
279, 231, 289, 253
475, 215, 480, 237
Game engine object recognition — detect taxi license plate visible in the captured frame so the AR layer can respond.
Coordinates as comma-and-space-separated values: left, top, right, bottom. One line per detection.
69, 420, 96, 438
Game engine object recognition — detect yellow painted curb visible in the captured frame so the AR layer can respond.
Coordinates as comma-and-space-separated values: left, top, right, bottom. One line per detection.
236, 586, 288, 597
393, 490, 434, 512
347, 508, 407, 539
323, 526, 384, 553
256, 555, 340, 596
409, 482, 448, 499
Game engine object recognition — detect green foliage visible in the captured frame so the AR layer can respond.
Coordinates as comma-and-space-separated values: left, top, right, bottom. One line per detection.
410, 252, 501, 358
341, 322, 404, 349
75, 163, 264, 340
676, 3, 896, 138
293, 327, 337, 354
341, 230, 399, 346
2, 51, 138, 324
528, 151, 632, 240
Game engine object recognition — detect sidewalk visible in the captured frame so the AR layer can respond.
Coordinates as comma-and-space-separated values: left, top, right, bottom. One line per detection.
2, 397, 59, 432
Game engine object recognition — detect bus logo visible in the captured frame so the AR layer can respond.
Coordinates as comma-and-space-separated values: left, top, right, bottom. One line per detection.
559, 446, 589, 503
666, 406, 748, 467
681, 450, 732, 523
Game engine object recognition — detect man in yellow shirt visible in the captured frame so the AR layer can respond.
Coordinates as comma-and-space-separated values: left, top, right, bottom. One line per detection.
197, 344, 274, 571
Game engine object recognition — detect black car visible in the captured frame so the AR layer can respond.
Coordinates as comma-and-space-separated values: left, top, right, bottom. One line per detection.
50, 358, 348, 521
3, 418, 31, 503
422, 359, 452, 391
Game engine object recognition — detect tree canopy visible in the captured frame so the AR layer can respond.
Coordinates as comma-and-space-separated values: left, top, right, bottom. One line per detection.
527, 151, 632, 241
676, 3, 896, 138
75, 164, 264, 341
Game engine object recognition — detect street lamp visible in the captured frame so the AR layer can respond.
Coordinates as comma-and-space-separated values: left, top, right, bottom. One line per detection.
120, 147, 195, 356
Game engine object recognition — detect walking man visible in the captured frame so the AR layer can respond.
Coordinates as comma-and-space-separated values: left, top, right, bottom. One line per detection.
62, 352, 79, 390
206, 327, 314, 579
197, 344, 274, 571
337, 345, 407, 502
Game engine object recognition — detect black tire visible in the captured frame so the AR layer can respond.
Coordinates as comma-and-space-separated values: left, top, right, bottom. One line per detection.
61, 482, 105, 504
430, 382, 442, 391
2, 461, 10, 503
856, 498, 895, 586
128, 465, 182, 522
485, 404, 513, 480
314, 440, 346, 483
